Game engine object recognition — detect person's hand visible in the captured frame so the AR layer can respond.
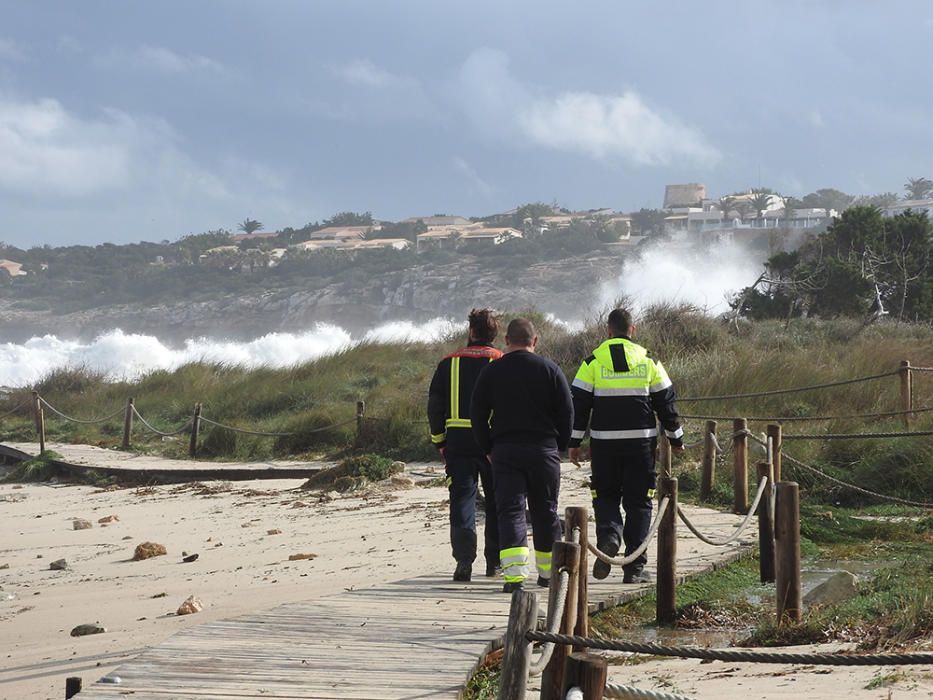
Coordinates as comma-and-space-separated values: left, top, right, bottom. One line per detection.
569, 447, 582, 468
438, 446, 446, 463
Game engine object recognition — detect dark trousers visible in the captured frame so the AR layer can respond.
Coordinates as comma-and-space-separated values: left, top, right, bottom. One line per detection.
447, 454, 498, 567
492, 443, 562, 575
590, 438, 657, 573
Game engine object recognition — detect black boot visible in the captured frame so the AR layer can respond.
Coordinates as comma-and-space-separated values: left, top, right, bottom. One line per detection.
593, 538, 620, 580
453, 561, 472, 582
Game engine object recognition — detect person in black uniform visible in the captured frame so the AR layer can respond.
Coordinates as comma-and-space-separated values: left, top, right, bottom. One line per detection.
470, 318, 573, 593
428, 309, 503, 582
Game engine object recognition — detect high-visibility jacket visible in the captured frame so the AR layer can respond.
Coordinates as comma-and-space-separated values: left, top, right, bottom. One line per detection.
428, 342, 503, 456
569, 336, 683, 447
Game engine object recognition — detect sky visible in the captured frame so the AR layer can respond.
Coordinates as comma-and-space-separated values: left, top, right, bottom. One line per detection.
1, 1, 932, 248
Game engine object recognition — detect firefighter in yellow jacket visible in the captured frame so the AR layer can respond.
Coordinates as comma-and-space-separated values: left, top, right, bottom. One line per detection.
568, 308, 684, 583
428, 309, 503, 582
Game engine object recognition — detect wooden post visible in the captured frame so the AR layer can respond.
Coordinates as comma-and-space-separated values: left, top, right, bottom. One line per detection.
900, 360, 912, 429
656, 477, 678, 624
756, 462, 775, 583
774, 482, 801, 623
188, 403, 202, 458
766, 423, 783, 483
540, 541, 581, 700
658, 434, 672, 479
356, 400, 366, 445
38, 406, 46, 453
561, 653, 607, 700
65, 677, 83, 699
564, 506, 589, 645
733, 418, 749, 514
121, 397, 134, 451
699, 420, 717, 501
32, 390, 41, 434
497, 589, 537, 700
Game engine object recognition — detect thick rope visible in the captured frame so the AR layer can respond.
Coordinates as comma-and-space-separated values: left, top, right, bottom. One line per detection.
681, 405, 933, 422
676, 478, 768, 546
525, 633, 933, 665
131, 406, 193, 437
38, 397, 124, 425
781, 452, 933, 508
783, 429, 933, 440
588, 497, 670, 567
528, 568, 572, 676
604, 683, 696, 700
198, 415, 357, 437
911, 366, 933, 372
678, 370, 899, 403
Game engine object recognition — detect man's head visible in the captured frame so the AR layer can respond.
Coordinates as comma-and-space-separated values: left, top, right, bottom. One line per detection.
607, 308, 635, 338
468, 308, 499, 344
505, 317, 537, 352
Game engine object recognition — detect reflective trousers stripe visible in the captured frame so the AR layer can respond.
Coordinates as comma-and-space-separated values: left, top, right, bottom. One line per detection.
431, 432, 446, 444
500, 546, 529, 583
446, 418, 471, 428
535, 550, 552, 579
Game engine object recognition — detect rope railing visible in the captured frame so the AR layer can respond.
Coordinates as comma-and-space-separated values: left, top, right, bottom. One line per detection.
38, 397, 124, 425
528, 568, 572, 676
603, 684, 696, 700
912, 366, 933, 372
198, 415, 357, 437
131, 406, 193, 438
676, 477, 768, 547
782, 429, 933, 440
587, 497, 669, 568
0, 399, 29, 421
681, 404, 933, 422
677, 370, 900, 403
525, 632, 933, 666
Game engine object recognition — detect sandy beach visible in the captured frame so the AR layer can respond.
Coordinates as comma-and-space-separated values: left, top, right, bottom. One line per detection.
2, 464, 931, 700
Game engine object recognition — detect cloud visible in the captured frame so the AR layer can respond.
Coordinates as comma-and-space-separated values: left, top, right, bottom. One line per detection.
456, 48, 720, 167
336, 59, 409, 88
452, 156, 494, 197
0, 94, 227, 199
312, 59, 438, 122
0, 38, 25, 61
805, 109, 825, 128
95, 45, 224, 75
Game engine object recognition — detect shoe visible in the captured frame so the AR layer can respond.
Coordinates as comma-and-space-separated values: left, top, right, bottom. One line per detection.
485, 564, 501, 578
593, 540, 619, 580
623, 569, 651, 584
536, 576, 550, 588
502, 581, 524, 593
453, 562, 472, 582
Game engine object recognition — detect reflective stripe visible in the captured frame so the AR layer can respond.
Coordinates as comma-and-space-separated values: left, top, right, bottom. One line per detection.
590, 428, 658, 440
500, 546, 529, 583
450, 357, 461, 420
536, 550, 552, 578
446, 418, 472, 428
590, 489, 598, 499
650, 377, 673, 392
665, 426, 684, 439
431, 432, 446, 444
572, 377, 594, 392
648, 488, 656, 498
571, 429, 586, 440
593, 386, 649, 397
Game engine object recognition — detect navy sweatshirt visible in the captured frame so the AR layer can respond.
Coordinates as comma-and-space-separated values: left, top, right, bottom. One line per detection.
469, 350, 574, 454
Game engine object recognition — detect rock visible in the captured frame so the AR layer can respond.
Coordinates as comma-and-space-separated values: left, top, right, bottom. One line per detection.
70, 623, 106, 637
151, 592, 168, 598
290, 501, 308, 508
266, 529, 282, 536
182, 553, 199, 563
0, 563, 9, 570
98, 515, 120, 524
121, 536, 133, 540
803, 570, 859, 608
390, 460, 406, 473
72, 519, 93, 530
288, 553, 318, 561
176, 595, 203, 615
133, 542, 167, 561
49, 559, 68, 571
389, 475, 415, 489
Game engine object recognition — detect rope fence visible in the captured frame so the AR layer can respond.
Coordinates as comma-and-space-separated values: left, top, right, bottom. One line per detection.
678, 370, 900, 402
602, 684, 695, 700
38, 397, 124, 425
676, 477, 768, 547
588, 497, 670, 568
131, 406, 192, 438
528, 568, 572, 676
680, 404, 933, 422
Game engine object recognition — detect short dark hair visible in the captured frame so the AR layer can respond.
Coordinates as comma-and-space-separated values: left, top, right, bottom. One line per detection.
607, 308, 634, 336
506, 317, 536, 347
469, 308, 499, 343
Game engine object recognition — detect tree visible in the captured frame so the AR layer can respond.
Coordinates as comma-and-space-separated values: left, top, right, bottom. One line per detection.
800, 188, 854, 212
629, 208, 666, 235
238, 218, 263, 235
904, 177, 933, 201
854, 192, 899, 208
749, 189, 776, 220
324, 211, 373, 227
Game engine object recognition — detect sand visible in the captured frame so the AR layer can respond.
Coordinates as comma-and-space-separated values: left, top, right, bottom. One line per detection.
2, 466, 931, 700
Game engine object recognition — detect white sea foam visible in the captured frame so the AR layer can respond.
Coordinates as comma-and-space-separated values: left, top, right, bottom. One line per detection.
0, 319, 460, 388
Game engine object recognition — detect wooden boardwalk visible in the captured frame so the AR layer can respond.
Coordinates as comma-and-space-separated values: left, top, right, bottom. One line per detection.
75, 507, 756, 699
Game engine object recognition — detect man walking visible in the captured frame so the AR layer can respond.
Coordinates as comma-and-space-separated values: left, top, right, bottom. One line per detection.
428, 308, 503, 582
568, 308, 684, 583
470, 318, 573, 593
